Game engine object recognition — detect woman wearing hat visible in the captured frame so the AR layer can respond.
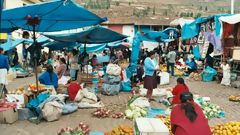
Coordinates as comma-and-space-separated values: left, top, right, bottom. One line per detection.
170, 92, 211, 135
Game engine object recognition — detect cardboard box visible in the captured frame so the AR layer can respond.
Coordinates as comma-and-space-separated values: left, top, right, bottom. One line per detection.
134, 118, 169, 135
0, 108, 18, 124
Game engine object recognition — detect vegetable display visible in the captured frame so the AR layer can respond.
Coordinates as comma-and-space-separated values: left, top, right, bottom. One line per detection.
201, 103, 224, 119
155, 115, 173, 135
125, 104, 147, 120
58, 122, 90, 135
211, 121, 240, 135
229, 95, 240, 102
92, 108, 112, 118
104, 125, 133, 135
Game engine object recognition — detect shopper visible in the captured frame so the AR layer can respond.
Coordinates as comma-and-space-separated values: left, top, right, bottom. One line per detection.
167, 46, 176, 76
0, 48, 9, 96
57, 58, 67, 79
69, 49, 79, 81
186, 58, 197, 74
170, 92, 211, 135
220, 60, 231, 86
144, 51, 158, 100
168, 77, 189, 105
39, 65, 58, 89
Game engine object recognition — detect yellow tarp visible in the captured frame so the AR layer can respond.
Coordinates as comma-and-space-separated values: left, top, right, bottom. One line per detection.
0, 33, 8, 40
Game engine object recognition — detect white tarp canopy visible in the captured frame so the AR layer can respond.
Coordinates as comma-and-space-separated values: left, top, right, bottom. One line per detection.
170, 18, 194, 27
219, 14, 240, 24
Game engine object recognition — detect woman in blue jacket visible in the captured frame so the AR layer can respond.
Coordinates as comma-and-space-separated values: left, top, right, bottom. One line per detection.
144, 51, 158, 99
39, 65, 58, 89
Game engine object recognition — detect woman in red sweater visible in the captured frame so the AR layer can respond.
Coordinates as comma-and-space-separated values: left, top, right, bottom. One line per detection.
171, 92, 211, 135
169, 78, 189, 105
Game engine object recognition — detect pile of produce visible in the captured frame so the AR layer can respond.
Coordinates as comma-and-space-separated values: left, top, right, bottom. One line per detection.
58, 122, 90, 135
155, 115, 173, 135
28, 84, 46, 92
9, 87, 25, 94
125, 104, 147, 120
229, 95, 240, 102
111, 112, 124, 119
211, 121, 240, 135
105, 125, 133, 135
201, 103, 224, 119
92, 108, 111, 118
160, 64, 184, 76
92, 108, 124, 119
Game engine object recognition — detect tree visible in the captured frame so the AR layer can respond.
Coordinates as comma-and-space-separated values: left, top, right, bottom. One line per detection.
194, 13, 202, 19
163, 10, 168, 16
190, 12, 193, 17
153, 6, 156, 15
116, 1, 120, 6
199, 6, 202, 10
205, 6, 208, 11
128, 2, 131, 6
180, 12, 184, 17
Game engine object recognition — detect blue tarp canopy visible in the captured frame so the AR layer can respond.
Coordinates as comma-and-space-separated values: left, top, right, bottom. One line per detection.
144, 27, 179, 42
43, 41, 78, 50
24, 36, 50, 44
181, 14, 231, 39
79, 44, 107, 53
0, 36, 24, 51
45, 26, 127, 44
1, 0, 107, 32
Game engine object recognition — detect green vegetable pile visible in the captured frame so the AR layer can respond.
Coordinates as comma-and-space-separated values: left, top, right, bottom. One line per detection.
201, 102, 224, 119
125, 104, 148, 120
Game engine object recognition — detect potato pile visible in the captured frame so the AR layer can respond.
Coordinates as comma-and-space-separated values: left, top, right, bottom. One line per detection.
211, 121, 240, 135
155, 115, 173, 135
104, 125, 133, 135
92, 108, 124, 119
58, 122, 90, 135
92, 108, 112, 118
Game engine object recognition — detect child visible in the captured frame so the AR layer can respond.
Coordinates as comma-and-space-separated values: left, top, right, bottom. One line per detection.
220, 60, 231, 86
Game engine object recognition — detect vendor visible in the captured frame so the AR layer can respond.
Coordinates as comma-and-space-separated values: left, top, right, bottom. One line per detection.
57, 58, 67, 79
170, 92, 211, 135
168, 78, 189, 105
186, 58, 197, 74
69, 49, 79, 81
220, 60, 231, 86
90, 54, 98, 71
144, 51, 158, 100
39, 65, 58, 89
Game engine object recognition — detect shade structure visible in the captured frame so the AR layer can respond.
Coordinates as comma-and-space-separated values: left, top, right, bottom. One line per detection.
0, 39, 24, 51
24, 36, 50, 44
45, 26, 127, 44
0, 0, 107, 92
144, 27, 179, 43
170, 18, 194, 27
1, 0, 107, 32
43, 41, 79, 50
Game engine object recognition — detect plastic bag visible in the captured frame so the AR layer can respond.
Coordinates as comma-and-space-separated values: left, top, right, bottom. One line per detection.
42, 101, 63, 122
102, 83, 120, 96
121, 81, 132, 92
106, 64, 121, 76
62, 103, 78, 114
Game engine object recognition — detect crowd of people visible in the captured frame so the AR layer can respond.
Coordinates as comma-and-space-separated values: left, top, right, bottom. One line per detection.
0, 39, 232, 134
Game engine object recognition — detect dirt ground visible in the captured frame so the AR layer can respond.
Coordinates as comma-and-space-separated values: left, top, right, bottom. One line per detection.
1, 76, 240, 135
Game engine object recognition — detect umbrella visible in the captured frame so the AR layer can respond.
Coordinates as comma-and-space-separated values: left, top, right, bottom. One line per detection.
1, 0, 107, 32
45, 26, 127, 44
1, 0, 107, 91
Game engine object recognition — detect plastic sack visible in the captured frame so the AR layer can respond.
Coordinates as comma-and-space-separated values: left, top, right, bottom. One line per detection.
158, 72, 170, 85
78, 101, 104, 109
202, 66, 217, 82
121, 81, 132, 92
130, 97, 150, 108
42, 101, 63, 122
106, 64, 121, 76
104, 75, 121, 84
84, 65, 93, 74
102, 83, 120, 96
62, 103, 78, 114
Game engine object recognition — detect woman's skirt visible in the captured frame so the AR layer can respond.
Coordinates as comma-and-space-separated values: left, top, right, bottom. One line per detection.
144, 74, 157, 90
